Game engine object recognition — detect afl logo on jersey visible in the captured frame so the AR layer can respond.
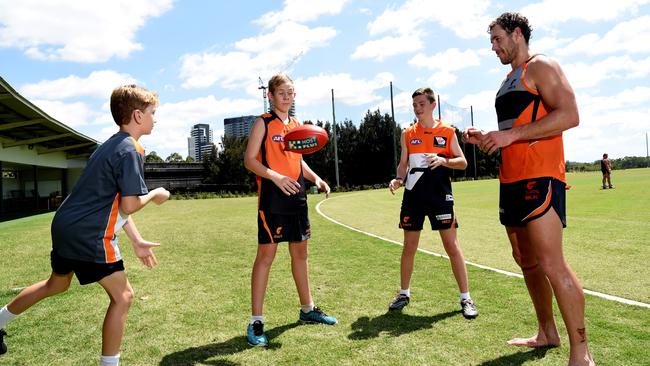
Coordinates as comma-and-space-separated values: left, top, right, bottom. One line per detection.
272, 135, 284, 142
410, 138, 422, 145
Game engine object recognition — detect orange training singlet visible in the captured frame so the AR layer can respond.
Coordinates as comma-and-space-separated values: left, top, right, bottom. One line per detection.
494, 55, 566, 183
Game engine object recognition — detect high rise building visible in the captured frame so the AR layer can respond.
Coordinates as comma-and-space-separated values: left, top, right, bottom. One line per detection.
224, 115, 257, 138
187, 123, 214, 162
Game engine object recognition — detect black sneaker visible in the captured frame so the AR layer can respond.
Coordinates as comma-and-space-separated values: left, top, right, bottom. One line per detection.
388, 294, 410, 311
0, 329, 7, 355
460, 299, 478, 319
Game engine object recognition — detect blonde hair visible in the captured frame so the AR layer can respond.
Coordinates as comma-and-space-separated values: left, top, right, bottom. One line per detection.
267, 73, 294, 94
110, 84, 159, 126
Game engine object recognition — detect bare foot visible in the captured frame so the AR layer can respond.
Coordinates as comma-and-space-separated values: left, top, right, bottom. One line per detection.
507, 334, 561, 348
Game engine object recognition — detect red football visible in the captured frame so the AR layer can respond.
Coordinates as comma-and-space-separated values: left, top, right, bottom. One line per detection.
283, 124, 329, 154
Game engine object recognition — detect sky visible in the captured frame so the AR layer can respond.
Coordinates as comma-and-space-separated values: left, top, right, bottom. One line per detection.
1, 0, 649, 163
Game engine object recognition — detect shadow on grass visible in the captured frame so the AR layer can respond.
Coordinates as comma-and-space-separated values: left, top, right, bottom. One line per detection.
477, 347, 552, 366
159, 322, 300, 366
348, 310, 458, 340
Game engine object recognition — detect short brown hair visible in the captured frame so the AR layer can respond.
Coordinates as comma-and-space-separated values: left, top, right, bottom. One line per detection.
110, 85, 159, 126
412, 87, 436, 103
267, 73, 294, 94
489, 12, 533, 44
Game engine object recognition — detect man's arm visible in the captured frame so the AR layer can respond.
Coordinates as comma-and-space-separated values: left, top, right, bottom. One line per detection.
121, 187, 170, 215
302, 160, 330, 197
122, 216, 160, 268
473, 56, 579, 154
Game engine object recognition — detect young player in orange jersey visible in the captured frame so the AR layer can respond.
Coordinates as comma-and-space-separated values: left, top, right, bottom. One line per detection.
463, 12, 595, 366
387, 87, 478, 319
243, 73, 336, 347
0, 85, 170, 366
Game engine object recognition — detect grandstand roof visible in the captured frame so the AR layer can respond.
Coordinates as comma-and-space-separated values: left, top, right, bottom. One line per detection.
0, 76, 98, 159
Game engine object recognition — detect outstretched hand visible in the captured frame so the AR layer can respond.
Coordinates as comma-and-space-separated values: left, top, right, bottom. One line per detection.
132, 239, 160, 268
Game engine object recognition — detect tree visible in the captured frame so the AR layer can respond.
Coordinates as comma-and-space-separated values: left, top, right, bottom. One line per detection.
145, 151, 164, 163
165, 152, 183, 163
217, 135, 255, 191
202, 145, 219, 183
185, 156, 195, 163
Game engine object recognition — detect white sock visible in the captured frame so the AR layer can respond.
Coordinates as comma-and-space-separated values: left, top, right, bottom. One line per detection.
250, 315, 264, 325
399, 288, 410, 297
99, 354, 120, 366
0, 305, 17, 329
300, 303, 314, 313
460, 292, 471, 301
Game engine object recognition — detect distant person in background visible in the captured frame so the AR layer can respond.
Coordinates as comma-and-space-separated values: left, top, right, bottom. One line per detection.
600, 153, 613, 189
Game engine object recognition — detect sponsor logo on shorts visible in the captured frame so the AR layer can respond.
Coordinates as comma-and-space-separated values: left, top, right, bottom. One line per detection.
273, 226, 283, 239
446, 194, 453, 201
410, 138, 422, 145
272, 135, 284, 142
435, 214, 452, 221
434, 136, 447, 148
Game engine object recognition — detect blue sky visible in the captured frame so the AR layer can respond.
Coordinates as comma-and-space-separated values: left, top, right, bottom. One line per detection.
1, 0, 649, 163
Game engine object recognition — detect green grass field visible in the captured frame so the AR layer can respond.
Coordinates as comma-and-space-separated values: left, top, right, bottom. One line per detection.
0, 169, 649, 365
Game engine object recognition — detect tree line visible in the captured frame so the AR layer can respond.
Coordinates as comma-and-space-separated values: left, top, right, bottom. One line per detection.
142, 109, 649, 192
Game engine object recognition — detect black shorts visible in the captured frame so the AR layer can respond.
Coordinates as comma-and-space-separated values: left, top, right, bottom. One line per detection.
50, 250, 124, 285
399, 204, 458, 231
499, 177, 566, 228
257, 209, 311, 244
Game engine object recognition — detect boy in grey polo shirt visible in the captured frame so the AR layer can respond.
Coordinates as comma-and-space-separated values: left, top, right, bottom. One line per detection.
0, 85, 170, 366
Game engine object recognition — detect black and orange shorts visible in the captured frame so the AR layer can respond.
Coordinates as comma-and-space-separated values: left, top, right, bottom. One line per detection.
257, 209, 311, 244
399, 204, 458, 231
499, 177, 566, 228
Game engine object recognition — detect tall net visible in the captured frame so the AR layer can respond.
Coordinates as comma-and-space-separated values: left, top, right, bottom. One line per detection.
438, 99, 473, 131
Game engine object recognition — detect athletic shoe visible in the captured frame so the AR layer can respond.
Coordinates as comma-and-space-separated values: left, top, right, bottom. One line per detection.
0, 329, 7, 355
388, 293, 410, 311
460, 299, 478, 319
246, 321, 268, 347
609, 185, 614, 189
299, 306, 337, 325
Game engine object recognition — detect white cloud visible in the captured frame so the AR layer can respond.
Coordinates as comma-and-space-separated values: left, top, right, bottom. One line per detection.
30, 99, 100, 127
564, 55, 650, 89
253, 0, 348, 28
138, 95, 260, 155
458, 90, 497, 113
353, 0, 490, 61
19, 71, 138, 100
352, 34, 423, 61
180, 21, 337, 89
367, 0, 491, 39
556, 16, 650, 57
409, 48, 481, 71
294, 72, 393, 107
0, 0, 173, 62
522, 0, 650, 29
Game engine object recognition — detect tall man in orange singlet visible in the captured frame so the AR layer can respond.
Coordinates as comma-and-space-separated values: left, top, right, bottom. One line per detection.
463, 12, 595, 366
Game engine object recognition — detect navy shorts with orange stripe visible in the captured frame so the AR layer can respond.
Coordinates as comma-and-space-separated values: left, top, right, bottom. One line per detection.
499, 177, 566, 228
257, 208, 311, 244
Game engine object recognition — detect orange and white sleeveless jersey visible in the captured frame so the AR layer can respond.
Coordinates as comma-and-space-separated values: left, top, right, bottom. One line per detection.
256, 111, 307, 214
495, 55, 566, 183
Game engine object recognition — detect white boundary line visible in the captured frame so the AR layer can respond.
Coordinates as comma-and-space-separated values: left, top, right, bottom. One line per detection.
316, 196, 650, 309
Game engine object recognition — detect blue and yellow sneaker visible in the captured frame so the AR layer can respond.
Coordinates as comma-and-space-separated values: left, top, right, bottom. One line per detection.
0, 329, 7, 355
299, 306, 337, 325
246, 321, 268, 347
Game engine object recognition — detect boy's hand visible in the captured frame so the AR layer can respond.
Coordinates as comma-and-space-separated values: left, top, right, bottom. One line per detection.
274, 175, 301, 196
132, 239, 160, 268
315, 178, 331, 198
425, 154, 447, 170
389, 178, 402, 195
151, 187, 170, 204
461, 127, 484, 145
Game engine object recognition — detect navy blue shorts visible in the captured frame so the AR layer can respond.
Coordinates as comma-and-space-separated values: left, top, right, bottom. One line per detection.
399, 204, 458, 231
50, 250, 124, 285
257, 209, 311, 244
499, 177, 566, 228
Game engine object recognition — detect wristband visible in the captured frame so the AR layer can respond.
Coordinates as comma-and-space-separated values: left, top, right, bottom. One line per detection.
394, 177, 403, 181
